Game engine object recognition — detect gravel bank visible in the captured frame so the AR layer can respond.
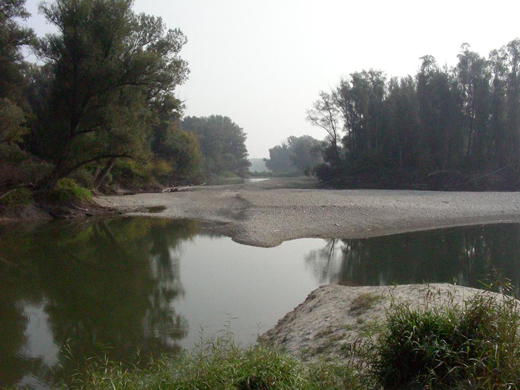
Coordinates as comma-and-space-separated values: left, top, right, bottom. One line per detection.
95, 177, 520, 247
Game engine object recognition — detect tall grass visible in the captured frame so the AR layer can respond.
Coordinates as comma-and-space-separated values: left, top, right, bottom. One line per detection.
67, 336, 363, 389
68, 285, 520, 389
372, 292, 520, 389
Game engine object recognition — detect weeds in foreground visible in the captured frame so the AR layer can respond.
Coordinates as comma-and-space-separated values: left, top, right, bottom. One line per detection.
67, 284, 520, 389
372, 292, 520, 389
67, 336, 363, 389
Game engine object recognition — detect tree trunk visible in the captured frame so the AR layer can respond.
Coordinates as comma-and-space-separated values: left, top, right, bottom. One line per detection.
94, 158, 116, 188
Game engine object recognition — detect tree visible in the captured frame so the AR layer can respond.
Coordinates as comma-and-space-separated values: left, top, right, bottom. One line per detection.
264, 142, 294, 173
264, 135, 323, 174
417, 56, 463, 169
455, 44, 491, 165
155, 123, 201, 181
307, 92, 341, 162
288, 135, 323, 173
182, 115, 250, 177
0, 0, 34, 104
0, 98, 26, 145
384, 76, 420, 168
33, 0, 189, 188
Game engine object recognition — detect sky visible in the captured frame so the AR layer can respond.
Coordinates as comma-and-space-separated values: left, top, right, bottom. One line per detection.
24, 0, 520, 158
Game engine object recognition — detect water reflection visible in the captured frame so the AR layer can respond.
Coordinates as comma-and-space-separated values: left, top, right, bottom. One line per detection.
306, 225, 520, 294
0, 218, 197, 387
2, 220, 520, 387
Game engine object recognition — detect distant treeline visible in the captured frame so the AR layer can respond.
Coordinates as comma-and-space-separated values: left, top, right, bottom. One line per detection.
308, 39, 520, 190
264, 135, 322, 175
0, 0, 249, 204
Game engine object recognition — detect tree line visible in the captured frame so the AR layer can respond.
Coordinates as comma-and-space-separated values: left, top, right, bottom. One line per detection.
264, 135, 322, 175
0, 0, 249, 204
308, 39, 520, 189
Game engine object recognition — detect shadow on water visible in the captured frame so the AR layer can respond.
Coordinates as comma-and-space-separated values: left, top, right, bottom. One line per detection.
2, 220, 520, 387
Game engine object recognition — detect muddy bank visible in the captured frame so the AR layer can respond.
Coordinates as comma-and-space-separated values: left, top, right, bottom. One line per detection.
95, 177, 520, 247
260, 284, 512, 363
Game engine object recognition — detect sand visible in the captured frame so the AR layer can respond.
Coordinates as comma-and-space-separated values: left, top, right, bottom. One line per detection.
94, 179, 520, 361
259, 283, 514, 362
95, 177, 520, 248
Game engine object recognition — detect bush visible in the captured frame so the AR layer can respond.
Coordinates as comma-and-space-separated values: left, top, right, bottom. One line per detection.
372, 293, 520, 388
46, 178, 92, 204
111, 160, 157, 188
0, 187, 32, 207
71, 168, 95, 189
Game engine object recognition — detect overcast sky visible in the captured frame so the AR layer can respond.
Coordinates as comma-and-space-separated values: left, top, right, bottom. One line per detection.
24, 0, 520, 158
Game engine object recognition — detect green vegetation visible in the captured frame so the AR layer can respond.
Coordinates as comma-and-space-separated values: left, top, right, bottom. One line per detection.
182, 115, 251, 178
349, 293, 383, 315
67, 337, 363, 389
309, 39, 520, 190
70, 288, 520, 389
373, 293, 520, 388
45, 178, 92, 204
265, 135, 322, 175
0, 187, 32, 207
0, 0, 252, 214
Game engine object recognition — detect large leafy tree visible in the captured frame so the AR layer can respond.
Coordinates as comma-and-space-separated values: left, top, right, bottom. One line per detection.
33, 0, 189, 188
182, 115, 250, 177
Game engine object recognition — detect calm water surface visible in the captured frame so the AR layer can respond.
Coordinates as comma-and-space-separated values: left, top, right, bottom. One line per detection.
1, 218, 520, 388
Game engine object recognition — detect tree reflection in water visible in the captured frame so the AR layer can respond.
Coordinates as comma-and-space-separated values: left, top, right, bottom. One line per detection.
0, 218, 198, 388
306, 224, 520, 294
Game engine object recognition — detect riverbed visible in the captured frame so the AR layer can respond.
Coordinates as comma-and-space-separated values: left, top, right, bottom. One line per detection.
96, 177, 520, 247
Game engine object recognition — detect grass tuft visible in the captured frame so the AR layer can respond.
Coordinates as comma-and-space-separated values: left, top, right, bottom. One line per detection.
349, 293, 383, 315
372, 292, 520, 388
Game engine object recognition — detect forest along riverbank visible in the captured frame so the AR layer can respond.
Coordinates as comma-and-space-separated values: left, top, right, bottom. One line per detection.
95, 177, 520, 248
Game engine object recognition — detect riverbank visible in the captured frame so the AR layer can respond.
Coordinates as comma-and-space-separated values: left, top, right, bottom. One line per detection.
260, 283, 496, 362
72, 283, 520, 388
95, 177, 520, 247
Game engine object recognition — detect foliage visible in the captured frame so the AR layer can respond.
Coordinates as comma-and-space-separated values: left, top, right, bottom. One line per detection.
155, 124, 202, 182
66, 337, 363, 389
265, 142, 294, 173
182, 115, 250, 178
309, 39, 520, 189
372, 293, 520, 388
265, 135, 322, 174
0, 98, 27, 145
32, 0, 189, 187
45, 178, 92, 203
0, 187, 31, 207
0, 0, 34, 103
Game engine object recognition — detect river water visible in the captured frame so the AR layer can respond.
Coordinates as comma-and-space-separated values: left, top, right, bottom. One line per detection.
1, 218, 519, 388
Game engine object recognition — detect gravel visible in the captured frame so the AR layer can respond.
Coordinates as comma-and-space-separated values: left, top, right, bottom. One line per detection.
95, 177, 520, 247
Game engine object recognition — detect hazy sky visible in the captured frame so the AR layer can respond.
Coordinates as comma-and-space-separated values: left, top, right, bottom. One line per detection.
24, 0, 520, 158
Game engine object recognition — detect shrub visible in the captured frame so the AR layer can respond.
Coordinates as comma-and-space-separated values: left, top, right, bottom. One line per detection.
46, 178, 92, 204
372, 293, 520, 388
71, 168, 95, 189
0, 187, 32, 207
